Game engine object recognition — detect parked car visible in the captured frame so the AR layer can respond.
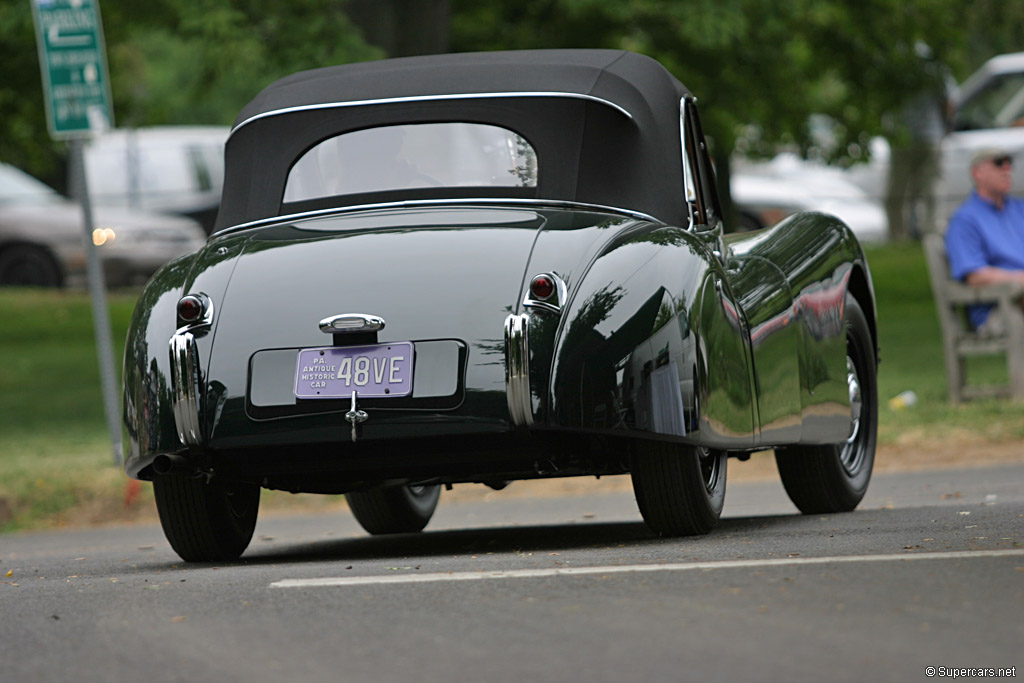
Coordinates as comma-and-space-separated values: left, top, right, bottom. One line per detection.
0, 162, 206, 287
732, 153, 889, 242
83, 126, 229, 234
122, 49, 879, 562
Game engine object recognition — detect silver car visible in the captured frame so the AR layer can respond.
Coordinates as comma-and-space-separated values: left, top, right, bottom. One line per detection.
0, 162, 206, 287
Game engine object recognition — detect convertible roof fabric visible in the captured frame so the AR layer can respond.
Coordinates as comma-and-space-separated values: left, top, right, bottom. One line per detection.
216, 49, 692, 230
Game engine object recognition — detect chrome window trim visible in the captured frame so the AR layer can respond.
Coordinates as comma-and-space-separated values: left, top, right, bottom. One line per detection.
679, 97, 698, 209
215, 199, 659, 237
504, 313, 533, 427
229, 92, 634, 139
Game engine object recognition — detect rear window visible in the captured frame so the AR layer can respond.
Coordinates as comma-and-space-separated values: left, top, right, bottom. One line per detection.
283, 123, 538, 202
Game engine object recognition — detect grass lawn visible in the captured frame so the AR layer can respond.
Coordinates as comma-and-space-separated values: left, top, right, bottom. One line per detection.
866, 243, 1024, 445
1, 241, 1021, 531
0, 290, 138, 530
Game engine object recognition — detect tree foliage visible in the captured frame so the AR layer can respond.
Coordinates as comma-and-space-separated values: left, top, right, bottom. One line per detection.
106, 1, 381, 127
0, 1, 58, 184
0, 0, 379, 189
448, 0, 1024, 220
3, 0, 1024, 191
450, 0, 989, 162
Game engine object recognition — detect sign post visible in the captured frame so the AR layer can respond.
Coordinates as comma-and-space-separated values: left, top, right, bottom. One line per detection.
31, 0, 122, 466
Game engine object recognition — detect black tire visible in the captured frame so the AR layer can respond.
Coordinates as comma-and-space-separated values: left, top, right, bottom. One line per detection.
0, 244, 62, 287
153, 475, 260, 562
346, 484, 441, 535
630, 442, 727, 536
775, 294, 877, 514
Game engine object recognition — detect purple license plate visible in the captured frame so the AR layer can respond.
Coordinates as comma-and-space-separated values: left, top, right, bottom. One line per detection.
294, 342, 414, 399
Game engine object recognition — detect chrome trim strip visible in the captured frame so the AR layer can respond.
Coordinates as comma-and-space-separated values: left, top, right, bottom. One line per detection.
504, 313, 533, 427
319, 313, 386, 334
169, 331, 203, 447
215, 199, 659, 237
229, 92, 634, 139
523, 272, 568, 315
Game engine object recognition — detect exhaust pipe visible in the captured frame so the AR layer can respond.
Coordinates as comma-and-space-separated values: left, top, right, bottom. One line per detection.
152, 453, 193, 476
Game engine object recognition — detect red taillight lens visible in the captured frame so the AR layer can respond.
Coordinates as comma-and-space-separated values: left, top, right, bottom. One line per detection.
530, 274, 555, 300
177, 295, 204, 323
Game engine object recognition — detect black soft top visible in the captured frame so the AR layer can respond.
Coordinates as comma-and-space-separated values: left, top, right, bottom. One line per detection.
216, 49, 691, 231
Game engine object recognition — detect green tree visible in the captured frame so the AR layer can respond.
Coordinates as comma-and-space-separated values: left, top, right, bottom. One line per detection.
107, 0, 381, 127
0, 0, 378, 189
6, 0, 1024, 196
345, 0, 449, 56
0, 1, 62, 187
449, 0, 1024, 220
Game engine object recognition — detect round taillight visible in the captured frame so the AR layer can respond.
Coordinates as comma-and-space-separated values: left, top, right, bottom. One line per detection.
177, 295, 204, 323
530, 274, 556, 301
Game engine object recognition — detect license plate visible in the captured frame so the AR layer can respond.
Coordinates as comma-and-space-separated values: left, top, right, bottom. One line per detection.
294, 342, 414, 399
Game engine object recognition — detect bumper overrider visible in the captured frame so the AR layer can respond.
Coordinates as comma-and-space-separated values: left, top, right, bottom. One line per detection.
504, 313, 533, 427
504, 272, 567, 429
169, 294, 214, 447
169, 332, 202, 446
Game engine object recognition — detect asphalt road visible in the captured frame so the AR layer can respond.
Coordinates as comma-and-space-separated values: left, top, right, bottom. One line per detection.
1, 463, 1022, 683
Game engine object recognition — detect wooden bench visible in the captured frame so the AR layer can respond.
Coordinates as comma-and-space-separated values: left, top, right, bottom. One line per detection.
923, 234, 1024, 402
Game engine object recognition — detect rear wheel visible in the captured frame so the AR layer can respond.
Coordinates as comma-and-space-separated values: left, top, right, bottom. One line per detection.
0, 245, 62, 287
631, 442, 727, 536
775, 294, 877, 513
153, 475, 260, 562
346, 484, 441, 535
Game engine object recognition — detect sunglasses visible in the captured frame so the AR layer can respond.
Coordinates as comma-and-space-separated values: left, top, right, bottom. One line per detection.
991, 156, 1013, 168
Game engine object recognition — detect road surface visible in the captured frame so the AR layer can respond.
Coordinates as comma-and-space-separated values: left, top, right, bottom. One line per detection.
1, 463, 1021, 682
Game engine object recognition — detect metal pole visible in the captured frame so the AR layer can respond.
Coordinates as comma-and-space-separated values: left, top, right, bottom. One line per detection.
69, 138, 123, 466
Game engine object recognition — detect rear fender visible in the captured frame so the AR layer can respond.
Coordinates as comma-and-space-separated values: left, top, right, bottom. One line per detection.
726, 212, 877, 446
545, 227, 756, 447
122, 255, 192, 478
122, 235, 246, 478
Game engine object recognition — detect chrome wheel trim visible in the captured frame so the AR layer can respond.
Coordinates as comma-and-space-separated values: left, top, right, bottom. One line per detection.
697, 446, 722, 494
845, 356, 862, 445
840, 353, 866, 476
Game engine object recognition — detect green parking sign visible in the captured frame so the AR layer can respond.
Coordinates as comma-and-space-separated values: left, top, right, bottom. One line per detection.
31, 0, 114, 138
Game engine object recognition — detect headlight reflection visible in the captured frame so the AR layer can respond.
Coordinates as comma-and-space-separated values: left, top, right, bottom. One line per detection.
92, 227, 117, 246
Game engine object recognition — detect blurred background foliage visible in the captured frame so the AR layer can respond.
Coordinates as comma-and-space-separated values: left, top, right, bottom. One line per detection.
2, 0, 1024, 191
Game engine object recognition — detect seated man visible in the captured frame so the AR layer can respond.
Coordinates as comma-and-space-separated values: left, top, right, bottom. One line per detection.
945, 147, 1024, 332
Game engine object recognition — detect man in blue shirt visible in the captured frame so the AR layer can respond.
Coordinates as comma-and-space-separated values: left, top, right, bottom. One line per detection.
945, 147, 1024, 331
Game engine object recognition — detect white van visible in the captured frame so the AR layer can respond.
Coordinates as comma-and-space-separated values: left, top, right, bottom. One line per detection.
83, 126, 229, 234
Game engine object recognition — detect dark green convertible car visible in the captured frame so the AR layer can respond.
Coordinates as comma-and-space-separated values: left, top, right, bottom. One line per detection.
122, 49, 879, 562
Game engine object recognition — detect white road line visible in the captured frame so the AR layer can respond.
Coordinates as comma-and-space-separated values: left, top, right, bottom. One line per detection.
270, 549, 1024, 588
